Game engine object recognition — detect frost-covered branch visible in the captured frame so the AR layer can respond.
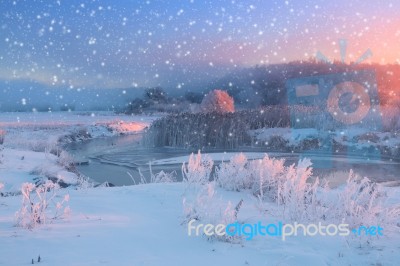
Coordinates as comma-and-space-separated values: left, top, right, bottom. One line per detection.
15, 181, 70, 229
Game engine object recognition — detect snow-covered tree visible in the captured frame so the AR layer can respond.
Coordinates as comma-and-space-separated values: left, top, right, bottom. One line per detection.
200, 89, 234, 113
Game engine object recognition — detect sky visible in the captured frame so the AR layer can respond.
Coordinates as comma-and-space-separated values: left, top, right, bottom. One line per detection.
1, 0, 400, 89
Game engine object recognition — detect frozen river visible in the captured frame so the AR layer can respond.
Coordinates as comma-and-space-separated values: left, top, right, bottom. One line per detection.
66, 134, 400, 186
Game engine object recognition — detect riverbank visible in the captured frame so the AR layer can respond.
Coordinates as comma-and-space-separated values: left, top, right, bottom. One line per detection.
0, 111, 155, 193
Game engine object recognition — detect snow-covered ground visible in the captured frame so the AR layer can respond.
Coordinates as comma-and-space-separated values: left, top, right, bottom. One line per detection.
0, 148, 79, 193
1, 182, 399, 265
1, 111, 399, 266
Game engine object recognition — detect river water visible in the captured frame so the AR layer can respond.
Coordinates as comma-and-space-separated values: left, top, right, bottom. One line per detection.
65, 134, 400, 186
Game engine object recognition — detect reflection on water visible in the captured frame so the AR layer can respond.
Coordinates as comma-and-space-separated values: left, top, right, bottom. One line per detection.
65, 134, 400, 186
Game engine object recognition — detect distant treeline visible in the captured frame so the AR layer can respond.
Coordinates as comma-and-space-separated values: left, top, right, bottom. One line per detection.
208, 60, 400, 107
126, 61, 400, 114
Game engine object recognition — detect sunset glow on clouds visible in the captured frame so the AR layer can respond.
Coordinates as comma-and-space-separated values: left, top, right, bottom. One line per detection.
1, 0, 399, 89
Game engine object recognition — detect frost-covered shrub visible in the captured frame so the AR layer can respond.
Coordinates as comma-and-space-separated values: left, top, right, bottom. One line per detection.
215, 153, 309, 207
183, 182, 228, 223
57, 150, 75, 171
215, 153, 252, 191
249, 155, 286, 200
76, 174, 94, 190
276, 159, 320, 221
326, 171, 400, 230
134, 163, 177, 184
150, 170, 176, 183
15, 181, 70, 229
194, 151, 399, 230
182, 182, 241, 242
336, 174, 380, 227
200, 89, 234, 113
180, 151, 400, 247
147, 162, 177, 183
22, 139, 59, 154
216, 153, 319, 221
73, 127, 92, 141
182, 151, 213, 187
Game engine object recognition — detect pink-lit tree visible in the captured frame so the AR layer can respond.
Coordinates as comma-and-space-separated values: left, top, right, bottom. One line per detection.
200, 89, 234, 113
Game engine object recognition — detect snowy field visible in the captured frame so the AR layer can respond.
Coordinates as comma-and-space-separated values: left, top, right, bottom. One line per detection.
0, 182, 399, 265
0, 112, 399, 266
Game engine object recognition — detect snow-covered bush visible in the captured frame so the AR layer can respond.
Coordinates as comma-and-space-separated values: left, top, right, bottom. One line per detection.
76, 174, 94, 190
200, 89, 234, 113
183, 182, 220, 222
189, 151, 400, 232
215, 153, 320, 221
215, 153, 252, 191
150, 170, 176, 183
148, 162, 176, 183
57, 150, 75, 171
28, 139, 59, 154
182, 151, 213, 187
326, 171, 400, 230
335, 173, 381, 227
133, 163, 177, 184
146, 163, 177, 183
15, 181, 70, 229
249, 154, 287, 201
215, 153, 303, 203
182, 182, 241, 242
276, 159, 320, 221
